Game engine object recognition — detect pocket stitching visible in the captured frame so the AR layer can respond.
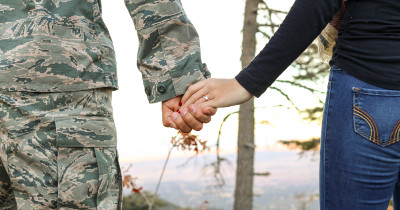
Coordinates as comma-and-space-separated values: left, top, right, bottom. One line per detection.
353, 88, 400, 147
353, 105, 380, 144
389, 120, 400, 145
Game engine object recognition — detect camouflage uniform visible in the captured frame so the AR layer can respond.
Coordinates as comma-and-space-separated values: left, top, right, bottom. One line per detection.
0, 89, 121, 209
0, 0, 210, 209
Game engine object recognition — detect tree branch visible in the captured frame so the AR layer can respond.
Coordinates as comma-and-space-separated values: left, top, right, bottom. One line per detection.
269, 86, 301, 112
275, 80, 325, 94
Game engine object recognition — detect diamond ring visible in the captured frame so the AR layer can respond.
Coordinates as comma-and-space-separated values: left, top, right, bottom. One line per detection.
203, 96, 209, 101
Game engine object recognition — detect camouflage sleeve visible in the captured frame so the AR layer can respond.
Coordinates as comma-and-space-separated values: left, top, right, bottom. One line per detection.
124, 0, 210, 103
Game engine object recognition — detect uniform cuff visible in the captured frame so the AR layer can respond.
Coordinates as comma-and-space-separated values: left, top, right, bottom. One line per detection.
143, 63, 209, 103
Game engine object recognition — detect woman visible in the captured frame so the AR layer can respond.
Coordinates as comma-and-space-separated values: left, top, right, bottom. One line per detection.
182, 0, 400, 208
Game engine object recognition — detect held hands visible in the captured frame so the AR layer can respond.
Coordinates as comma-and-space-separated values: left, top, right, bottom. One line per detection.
162, 96, 217, 133
162, 78, 252, 133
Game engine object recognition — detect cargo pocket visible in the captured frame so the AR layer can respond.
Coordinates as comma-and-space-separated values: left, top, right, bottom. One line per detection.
55, 116, 121, 209
353, 87, 400, 147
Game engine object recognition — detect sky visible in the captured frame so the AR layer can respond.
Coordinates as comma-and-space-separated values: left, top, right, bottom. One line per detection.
100, 0, 324, 163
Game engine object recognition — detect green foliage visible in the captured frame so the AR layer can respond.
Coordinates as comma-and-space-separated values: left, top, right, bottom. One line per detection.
302, 106, 324, 122
280, 138, 320, 152
122, 192, 187, 210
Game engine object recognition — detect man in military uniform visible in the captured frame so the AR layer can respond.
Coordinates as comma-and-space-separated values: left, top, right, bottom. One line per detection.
0, 0, 213, 209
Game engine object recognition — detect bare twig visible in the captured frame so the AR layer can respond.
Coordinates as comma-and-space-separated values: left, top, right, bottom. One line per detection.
148, 135, 180, 210
258, 23, 281, 28
275, 80, 325, 94
269, 86, 301, 112
253, 172, 271, 176
200, 111, 240, 187
257, 30, 272, 39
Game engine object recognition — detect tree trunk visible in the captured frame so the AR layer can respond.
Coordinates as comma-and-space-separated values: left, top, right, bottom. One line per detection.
234, 0, 259, 209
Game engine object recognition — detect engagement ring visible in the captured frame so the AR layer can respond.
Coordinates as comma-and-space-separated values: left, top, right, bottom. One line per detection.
203, 96, 209, 101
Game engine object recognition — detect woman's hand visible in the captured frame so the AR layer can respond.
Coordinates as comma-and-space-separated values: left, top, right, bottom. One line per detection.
181, 78, 253, 109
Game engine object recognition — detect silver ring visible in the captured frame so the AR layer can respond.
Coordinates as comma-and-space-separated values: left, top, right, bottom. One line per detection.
203, 95, 209, 101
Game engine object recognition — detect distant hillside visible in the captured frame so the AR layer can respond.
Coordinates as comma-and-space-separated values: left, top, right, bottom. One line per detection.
123, 193, 222, 210
123, 193, 182, 210
122, 150, 319, 210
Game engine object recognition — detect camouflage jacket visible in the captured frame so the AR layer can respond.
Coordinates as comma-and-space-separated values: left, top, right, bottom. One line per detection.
0, 0, 210, 103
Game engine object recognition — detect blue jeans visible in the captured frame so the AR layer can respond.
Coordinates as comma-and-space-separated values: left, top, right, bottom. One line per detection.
320, 66, 400, 209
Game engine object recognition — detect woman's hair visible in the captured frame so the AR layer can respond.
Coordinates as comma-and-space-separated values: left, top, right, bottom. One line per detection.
317, 0, 347, 62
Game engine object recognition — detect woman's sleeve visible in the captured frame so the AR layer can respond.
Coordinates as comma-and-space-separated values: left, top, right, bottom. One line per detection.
235, 0, 342, 97
125, 0, 210, 103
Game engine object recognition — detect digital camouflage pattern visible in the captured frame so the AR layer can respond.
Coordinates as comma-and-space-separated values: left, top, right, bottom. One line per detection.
0, 0, 210, 103
126, 0, 210, 102
0, 88, 122, 209
0, 0, 208, 209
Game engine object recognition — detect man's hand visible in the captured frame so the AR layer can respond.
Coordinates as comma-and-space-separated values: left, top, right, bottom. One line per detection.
162, 96, 217, 133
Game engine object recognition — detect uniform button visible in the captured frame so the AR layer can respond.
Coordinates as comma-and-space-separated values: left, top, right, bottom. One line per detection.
145, 86, 152, 96
157, 85, 166, 94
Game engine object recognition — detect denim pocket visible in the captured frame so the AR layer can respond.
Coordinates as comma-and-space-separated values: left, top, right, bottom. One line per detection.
353, 87, 400, 147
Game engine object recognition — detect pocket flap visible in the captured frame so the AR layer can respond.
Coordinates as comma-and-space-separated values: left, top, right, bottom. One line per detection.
56, 116, 117, 148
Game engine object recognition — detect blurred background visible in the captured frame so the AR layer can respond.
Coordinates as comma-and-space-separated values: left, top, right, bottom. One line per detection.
101, 0, 331, 209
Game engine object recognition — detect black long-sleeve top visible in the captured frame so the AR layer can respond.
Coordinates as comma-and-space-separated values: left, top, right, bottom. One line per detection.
236, 0, 400, 97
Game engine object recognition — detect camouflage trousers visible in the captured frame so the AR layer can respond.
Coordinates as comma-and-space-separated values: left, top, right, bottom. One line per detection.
0, 88, 122, 209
